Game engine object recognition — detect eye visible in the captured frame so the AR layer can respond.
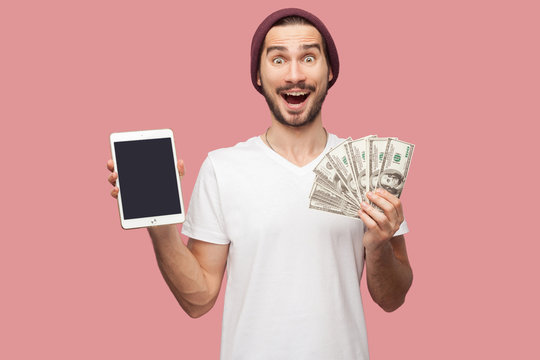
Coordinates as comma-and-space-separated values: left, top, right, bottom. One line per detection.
272, 57, 285, 65
304, 55, 315, 63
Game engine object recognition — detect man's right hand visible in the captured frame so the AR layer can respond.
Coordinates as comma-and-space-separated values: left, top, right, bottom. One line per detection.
106, 157, 228, 318
106, 158, 186, 199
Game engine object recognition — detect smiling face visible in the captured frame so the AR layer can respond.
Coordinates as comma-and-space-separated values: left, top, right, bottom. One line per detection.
257, 24, 333, 127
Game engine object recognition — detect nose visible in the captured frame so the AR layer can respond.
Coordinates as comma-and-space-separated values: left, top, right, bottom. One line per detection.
284, 60, 307, 84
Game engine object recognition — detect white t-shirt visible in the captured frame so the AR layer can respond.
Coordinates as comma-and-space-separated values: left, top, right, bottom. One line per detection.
182, 134, 408, 360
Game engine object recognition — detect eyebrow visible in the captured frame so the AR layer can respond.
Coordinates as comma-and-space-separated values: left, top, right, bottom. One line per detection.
301, 43, 321, 52
265, 43, 322, 55
265, 45, 287, 54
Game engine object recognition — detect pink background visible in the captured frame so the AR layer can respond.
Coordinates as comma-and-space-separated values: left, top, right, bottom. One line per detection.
1, 0, 538, 358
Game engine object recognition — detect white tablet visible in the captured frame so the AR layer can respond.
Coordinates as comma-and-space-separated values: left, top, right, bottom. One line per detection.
110, 129, 185, 229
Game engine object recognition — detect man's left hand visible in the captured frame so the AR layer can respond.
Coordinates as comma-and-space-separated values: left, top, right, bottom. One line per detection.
358, 188, 404, 252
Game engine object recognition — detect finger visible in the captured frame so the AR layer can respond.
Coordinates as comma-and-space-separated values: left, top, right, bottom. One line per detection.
360, 201, 395, 235
358, 208, 379, 231
367, 191, 400, 225
177, 159, 185, 178
360, 201, 388, 226
107, 159, 115, 172
108, 172, 117, 186
375, 188, 404, 223
110, 187, 119, 199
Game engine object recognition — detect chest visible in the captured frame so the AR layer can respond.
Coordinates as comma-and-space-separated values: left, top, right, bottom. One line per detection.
216, 163, 363, 249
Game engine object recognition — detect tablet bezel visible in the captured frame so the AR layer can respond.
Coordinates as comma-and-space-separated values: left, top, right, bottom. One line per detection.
110, 129, 185, 229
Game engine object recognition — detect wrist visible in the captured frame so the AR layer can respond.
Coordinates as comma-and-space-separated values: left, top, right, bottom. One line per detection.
364, 240, 393, 259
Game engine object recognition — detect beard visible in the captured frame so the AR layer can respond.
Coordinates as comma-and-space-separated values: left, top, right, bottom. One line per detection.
261, 81, 328, 128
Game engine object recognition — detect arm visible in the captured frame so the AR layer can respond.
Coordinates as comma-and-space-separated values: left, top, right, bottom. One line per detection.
358, 188, 413, 312
148, 226, 229, 318
364, 234, 412, 312
107, 159, 229, 318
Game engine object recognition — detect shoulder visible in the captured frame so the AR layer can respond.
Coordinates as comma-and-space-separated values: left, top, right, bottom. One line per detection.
207, 136, 263, 165
197, 137, 266, 180
192, 137, 262, 193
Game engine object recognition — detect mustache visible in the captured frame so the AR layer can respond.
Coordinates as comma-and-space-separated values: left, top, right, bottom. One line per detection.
275, 83, 316, 93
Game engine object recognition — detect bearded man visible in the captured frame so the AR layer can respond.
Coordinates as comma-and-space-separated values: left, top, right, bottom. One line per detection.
107, 8, 413, 360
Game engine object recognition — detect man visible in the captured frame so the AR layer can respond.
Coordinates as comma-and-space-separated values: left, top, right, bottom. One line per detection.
107, 8, 412, 359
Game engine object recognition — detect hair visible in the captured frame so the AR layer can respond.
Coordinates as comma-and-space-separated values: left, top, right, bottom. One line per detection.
259, 16, 330, 66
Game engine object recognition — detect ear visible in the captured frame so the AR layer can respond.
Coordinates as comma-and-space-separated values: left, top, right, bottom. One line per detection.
257, 70, 261, 86
328, 66, 333, 82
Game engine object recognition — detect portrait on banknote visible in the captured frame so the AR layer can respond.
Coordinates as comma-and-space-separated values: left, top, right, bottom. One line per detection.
379, 169, 404, 195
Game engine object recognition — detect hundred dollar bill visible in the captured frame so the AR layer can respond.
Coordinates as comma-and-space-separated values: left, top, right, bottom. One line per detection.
325, 138, 363, 205
310, 177, 360, 209
367, 137, 397, 209
310, 181, 360, 211
309, 199, 360, 218
344, 135, 376, 203
309, 134, 414, 218
377, 139, 414, 198
312, 172, 360, 208
367, 137, 395, 194
309, 192, 360, 219
313, 145, 361, 207
310, 193, 360, 217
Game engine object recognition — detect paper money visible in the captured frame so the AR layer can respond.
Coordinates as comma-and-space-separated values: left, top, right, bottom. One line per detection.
309, 184, 360, 218
309, 135, 414, 218
377, 139, 414, 198
310, 178, 360, 209
309, 197, 360, 218
313, 143, 361, 207
344, 135, 375, 203
367, 137, 394, 194
325, 138, 363, 205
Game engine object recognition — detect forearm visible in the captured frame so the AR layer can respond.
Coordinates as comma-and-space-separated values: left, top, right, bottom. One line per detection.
147, 225, 215, 317
365, 237, 413, 312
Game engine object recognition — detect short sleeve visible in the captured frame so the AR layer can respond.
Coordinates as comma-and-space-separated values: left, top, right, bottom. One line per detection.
364, 219, 409, 237
181, 156, 230, 244
394, 220, 409, 237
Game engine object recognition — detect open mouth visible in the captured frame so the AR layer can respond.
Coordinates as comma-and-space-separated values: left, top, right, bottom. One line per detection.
281, 91, 311, 105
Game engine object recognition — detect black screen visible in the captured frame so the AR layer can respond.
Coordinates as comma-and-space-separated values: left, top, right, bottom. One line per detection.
114, 138, 181, 219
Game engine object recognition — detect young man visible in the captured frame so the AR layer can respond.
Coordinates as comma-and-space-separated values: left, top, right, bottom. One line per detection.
108, 8, 412, 359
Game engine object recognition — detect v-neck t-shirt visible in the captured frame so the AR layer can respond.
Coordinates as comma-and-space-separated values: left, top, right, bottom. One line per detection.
182, 134, 408, 360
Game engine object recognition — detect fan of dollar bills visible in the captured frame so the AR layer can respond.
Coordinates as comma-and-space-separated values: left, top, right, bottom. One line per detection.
309, 136, 414, 218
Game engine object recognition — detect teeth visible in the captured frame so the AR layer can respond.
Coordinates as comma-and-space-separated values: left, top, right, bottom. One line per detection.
285, 92, 308, 96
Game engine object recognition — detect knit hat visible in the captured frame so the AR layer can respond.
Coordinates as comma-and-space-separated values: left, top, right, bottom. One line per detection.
250, 8, 340, 94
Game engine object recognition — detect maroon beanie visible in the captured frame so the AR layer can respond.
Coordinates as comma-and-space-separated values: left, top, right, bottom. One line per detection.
250, 8, 340, 94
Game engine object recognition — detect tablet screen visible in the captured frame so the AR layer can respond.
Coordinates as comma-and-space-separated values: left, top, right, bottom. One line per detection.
114, 138, 182, 219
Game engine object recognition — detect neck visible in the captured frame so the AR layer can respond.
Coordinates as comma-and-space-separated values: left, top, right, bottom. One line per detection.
262, 118, 328, 167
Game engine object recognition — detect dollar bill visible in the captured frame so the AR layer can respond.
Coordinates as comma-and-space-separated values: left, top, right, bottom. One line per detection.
309, 135, 414, 218
309, 190, 360, 218
344, 135, 376, 203
313, 143, 361, 207
376, 139, 414, 198
310, 177, 360, 209
325, 138, 363, 205
367, 137, 395, 195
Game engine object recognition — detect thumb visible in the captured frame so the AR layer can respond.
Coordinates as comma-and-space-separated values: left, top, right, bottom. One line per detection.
177, 159, 186, 179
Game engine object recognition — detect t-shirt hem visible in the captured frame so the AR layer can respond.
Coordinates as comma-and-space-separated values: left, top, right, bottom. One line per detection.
181, 223, 230, 245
